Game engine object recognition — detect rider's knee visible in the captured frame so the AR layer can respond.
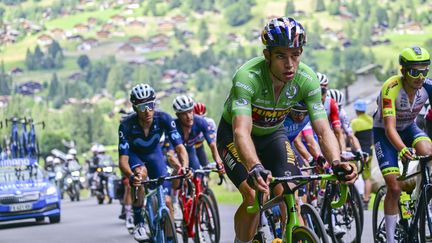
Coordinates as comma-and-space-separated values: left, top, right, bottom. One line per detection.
240, 188, 256, 205
386, 182, 401, 198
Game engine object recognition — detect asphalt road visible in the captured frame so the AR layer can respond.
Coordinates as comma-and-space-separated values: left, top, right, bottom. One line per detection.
0, 197, 373, 243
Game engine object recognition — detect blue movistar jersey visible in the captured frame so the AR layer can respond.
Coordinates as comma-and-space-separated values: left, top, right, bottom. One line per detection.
175, 115, 216, 169
283, 116, 310, 142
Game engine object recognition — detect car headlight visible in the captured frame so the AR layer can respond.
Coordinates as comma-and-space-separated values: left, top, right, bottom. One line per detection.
71, 171, 80, 177
55, 172, 63, 180
103, 167, 113, 173
66, 178, 73, 184
46, 185, 57, 195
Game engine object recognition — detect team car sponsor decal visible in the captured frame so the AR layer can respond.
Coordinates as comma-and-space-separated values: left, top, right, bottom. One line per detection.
251, 104, 290, 128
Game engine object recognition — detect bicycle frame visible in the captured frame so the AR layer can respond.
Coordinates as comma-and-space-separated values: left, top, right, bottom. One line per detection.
179, 174, 203, 237
6, 117, 20, 159
248, 174, 348, 243
145, 184, 172, 241
398, 156, 432, 240
20, 118, 28, 157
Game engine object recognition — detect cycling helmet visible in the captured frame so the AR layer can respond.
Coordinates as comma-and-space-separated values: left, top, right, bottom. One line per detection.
193, 102, 207, 116
130, 83, 156, 105
399, 46, 431, 67
354, 99, 367, 112
328, 89, 344, 107
68, 148, 77, 155
291, 102, 307, 112
261, 17, 307, 50
173, 95, 194, 113
317, 72, 328, 87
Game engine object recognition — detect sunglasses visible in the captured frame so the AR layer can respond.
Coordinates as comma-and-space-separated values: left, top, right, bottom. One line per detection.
290, 109, 307, 117
135, 101, 155, 112
407, 68, 429, 78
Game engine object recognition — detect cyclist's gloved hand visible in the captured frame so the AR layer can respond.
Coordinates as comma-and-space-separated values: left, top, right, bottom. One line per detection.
313, 154, 327, 168
398, 147, 415, 163
215, 161, 225, 175
332, 160, 357, 184
246, 164, 271, 193
179, 167, 193, 179
354, 150, 369, 163
129, 174, 141, 187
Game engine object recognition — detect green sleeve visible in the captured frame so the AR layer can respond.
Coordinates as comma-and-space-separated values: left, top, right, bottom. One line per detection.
302, 71, 327, 122
229, 70, 257, 119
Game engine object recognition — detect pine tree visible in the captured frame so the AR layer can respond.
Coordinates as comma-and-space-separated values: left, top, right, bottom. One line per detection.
198, 21, 209, 45
285, 0, 295, 15
48, 72, 59, 98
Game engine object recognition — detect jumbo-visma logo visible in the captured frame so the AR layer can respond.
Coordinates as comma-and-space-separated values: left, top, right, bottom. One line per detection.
251, 105, 290, 128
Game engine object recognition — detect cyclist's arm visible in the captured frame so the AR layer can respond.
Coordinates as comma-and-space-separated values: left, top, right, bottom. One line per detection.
293, 134, 312, 163
119, 155, 133, 178
118, 123, 133, 177
166, 148, 181, 171
302, 132, 321, 159
383, 116, 406, 152
329, 100, 346, 151
233, 115, 260, 171
200, 118, 223, 165
311, 118, 341, 164
347, 133, 361, 151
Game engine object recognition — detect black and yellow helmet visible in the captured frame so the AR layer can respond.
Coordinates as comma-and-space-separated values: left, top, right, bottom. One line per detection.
399, 46, 431, 67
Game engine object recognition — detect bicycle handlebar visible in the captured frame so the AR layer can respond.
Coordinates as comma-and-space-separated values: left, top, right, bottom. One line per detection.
194, 167, 226, 185
397, 154, 432, 181
141, 174, 186, 186
246, 174, 349, 214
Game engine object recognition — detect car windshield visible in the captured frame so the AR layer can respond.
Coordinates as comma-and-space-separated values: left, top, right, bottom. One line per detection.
0, 164, 45, 183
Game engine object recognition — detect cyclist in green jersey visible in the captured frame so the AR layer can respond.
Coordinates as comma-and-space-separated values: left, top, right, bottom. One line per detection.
217, 17, 357, 243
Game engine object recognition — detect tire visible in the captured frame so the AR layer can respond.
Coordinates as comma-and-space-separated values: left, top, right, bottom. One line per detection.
160, 209, 178, 243
419, 187, 432, 243
49, 215, 61, 223
350, 185, 364, 232
372, 185, 387, 243
292, 225, 320, 242
97, 195, 104, 204
301, 203, 329, 243
35, 217, 44, 222
252, 232, 265, 243
74, 183, 80, 201
205, 188, 221, 230
194, 194, 220, 243
327, 184, 362, 243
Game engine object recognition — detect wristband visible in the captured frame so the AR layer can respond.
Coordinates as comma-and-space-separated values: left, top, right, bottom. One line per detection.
398, 147, 409, 159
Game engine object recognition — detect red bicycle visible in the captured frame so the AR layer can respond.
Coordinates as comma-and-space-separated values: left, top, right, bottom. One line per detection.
176, 167, 223, 243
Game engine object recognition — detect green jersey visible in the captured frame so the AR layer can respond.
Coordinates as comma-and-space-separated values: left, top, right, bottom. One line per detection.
222, 56, 327, 136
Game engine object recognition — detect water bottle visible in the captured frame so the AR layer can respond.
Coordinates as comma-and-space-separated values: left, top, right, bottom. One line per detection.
400, 191, 412, 219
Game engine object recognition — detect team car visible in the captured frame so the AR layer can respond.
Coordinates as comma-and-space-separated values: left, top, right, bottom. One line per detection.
0, 158, 61, 223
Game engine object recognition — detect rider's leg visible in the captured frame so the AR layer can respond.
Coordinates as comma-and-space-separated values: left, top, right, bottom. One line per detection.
132, 166, 147, 225
383, 174, 400, 243
362, 156, 372, 207
235, 181, 260, 242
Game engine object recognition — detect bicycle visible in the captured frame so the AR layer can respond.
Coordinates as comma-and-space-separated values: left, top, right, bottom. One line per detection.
5, 117, 21, 158
247, 172, 349, 243
176, 167, 223, 243
372, 154, 432, 243
27, 118, 45, 159
140, 174, 183, 243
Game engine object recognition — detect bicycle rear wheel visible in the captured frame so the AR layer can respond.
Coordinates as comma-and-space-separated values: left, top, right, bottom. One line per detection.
292, 225, 320, 243
350, 185, 364, 232
204, 187, 221, 230
301, 203, 329, 243
372, 185, 387, 243
419, 187, 432, 243
194, 194, 219, 243
160, 209, 178, 243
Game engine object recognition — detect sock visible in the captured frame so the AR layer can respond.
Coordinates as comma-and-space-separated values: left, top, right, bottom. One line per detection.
384, 214, 398, 243
133, 206, 144, 225
125, 205, 132, 217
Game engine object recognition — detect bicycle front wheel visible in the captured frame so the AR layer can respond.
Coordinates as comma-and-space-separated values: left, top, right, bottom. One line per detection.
194, 194, 220, 243
372, 185, 387, 243
160, 209, 178, 243
292, 225, 320, 243
301, 203, 329, 243
419, 187, 432, 243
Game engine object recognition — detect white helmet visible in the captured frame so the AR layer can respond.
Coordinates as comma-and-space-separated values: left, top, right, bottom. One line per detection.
91, 144, 98, 153
328, 89, 344, 107
46, 156, 54, 163
53, 157, 62, 164
68, 148, 77, 155
173, 95, 194, 113
317, 72, 328, 87
97, 144, 106, 153
66, 154, 74, 161
130, 83, 156, 105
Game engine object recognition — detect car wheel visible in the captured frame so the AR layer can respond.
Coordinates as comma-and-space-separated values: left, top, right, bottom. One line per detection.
49, 215, 61, 224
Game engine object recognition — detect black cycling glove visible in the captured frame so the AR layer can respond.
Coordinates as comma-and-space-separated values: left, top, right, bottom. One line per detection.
246, 164, 271, 189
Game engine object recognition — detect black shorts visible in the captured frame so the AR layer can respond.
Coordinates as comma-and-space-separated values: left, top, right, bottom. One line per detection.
217, 118, 300, 188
